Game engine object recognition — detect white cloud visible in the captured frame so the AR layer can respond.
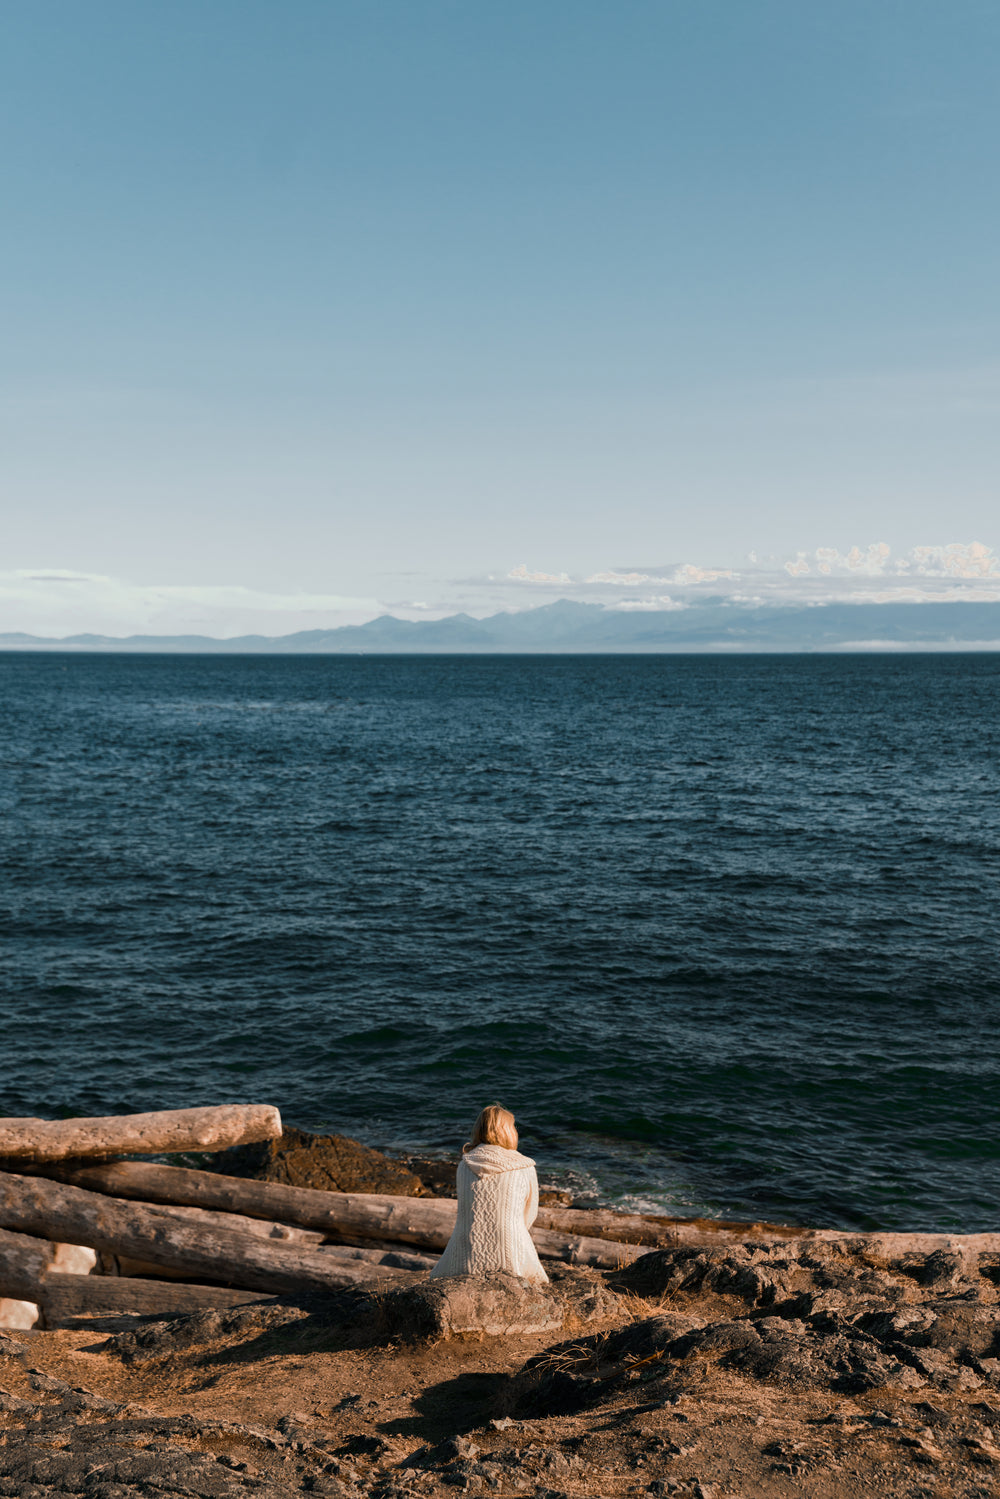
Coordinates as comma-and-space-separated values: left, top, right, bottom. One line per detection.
909, 541, 1000, 578
585, 569, 658, 586
782, 539, 1000, 581
612, 596, 686, 611
784, 555, 811, 577
670, 563, 736, 585
506, 563, 572, 584
0, 570, 382, 638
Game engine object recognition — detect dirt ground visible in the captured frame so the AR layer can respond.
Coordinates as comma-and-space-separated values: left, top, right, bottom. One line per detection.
4, 1242, 1000, 1498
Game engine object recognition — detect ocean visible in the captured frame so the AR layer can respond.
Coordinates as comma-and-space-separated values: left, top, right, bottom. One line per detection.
3, 650, 999, 1232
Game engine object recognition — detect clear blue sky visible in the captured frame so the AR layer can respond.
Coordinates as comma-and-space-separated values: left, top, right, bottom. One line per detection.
2, 1, 998, 634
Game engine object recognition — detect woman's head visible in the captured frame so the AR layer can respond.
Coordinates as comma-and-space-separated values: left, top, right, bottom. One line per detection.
466, 1104, 518, 1153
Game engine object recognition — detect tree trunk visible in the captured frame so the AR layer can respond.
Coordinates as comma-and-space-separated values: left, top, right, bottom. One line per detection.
0, 1105, 281, 1162
0, 1173, 415, 1295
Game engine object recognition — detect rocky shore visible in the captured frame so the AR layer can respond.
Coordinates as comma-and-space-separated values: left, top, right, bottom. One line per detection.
3, 1121, 999, 1497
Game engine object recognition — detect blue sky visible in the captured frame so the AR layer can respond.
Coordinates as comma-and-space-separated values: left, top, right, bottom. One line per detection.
2, 1, 999, 636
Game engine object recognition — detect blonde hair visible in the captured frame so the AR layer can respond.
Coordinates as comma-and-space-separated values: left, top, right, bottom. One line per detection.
465, 1104, 518, 1153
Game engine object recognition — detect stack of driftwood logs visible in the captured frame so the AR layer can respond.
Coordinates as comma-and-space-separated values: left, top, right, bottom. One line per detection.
2, 1105, 992, 1332
0, 1103, 780, 1330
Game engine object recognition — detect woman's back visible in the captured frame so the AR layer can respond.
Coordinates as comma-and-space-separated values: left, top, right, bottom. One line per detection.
429, 1142, 548, 1284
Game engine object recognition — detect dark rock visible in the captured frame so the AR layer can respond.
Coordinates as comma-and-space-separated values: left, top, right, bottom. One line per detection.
421, 1435, 480, 1465
892, 1250, 968, 1290
612, 1245, 797, 1307
106, 1301, 310, 1362
27, 1370, 71, 1394
0, 1392, 35, 1414
504, 1314, 703, 1417
905, 1347, 983, 1390
543, 1263, 621, 1324
979, 1254, 1000, 1287
395, 1154, 459, 1198
212, 1125, 426, 1196
303, 1478, 355, 1497
335, 1432, 389, 1456
674, 1319, 764, 1356
860, 1302, 1000, 1363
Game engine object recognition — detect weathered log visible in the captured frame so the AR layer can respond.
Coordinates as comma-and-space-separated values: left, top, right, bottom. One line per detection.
318, 1243, 437, 1272
116, 1221, 435, 1279
0, 1225, 55, 1302
0, 1228, 98, 1305
0, 1174, 415, 1295
111, 1202, 325, 1279
51, 1160, 455, 1238
0, 1105, 281, 1162
40, 1273, 276, 1325
96, 1200, 432, 1269
534, 1206, 804, 1247
38, 1161, 644, 1268
131, 1202, 327, 1246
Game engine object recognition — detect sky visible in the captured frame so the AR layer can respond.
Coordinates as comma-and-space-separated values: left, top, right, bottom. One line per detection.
2, 1, 999, 637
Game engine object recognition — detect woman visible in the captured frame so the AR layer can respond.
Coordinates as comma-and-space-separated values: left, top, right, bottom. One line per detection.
429, 1104, 548, 1284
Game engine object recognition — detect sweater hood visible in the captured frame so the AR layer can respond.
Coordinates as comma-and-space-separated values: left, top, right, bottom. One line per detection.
461, 1143, 536, 1176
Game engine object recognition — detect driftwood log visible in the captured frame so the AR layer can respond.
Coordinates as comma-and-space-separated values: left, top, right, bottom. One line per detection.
0, 1225, 55, 1303
132, 1202, 327, 1246
106, 1202, 433, 1271
43, 1162, 798, 1250
41, 1273, 277, 1323
42, 1162, 645, 1267
114, 1207, 435, 1279
0, 1105, 281, 1162
0, 1227, 98, 1302
535, 1206, 802, 1246
0, 1174, 415, 1295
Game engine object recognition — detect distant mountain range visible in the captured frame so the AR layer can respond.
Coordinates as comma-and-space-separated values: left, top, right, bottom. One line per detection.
4, 598, 1000, 653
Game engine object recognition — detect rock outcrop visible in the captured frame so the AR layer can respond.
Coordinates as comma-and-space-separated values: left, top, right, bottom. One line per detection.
508, 1238, 1000, 1419
212, 1127, 426, 1197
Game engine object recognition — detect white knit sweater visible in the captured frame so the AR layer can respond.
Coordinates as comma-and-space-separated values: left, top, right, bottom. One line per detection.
428, 1144, 548, 1285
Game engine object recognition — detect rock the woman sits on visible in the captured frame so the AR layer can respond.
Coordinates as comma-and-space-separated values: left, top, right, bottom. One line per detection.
429, 1105, 548, 1285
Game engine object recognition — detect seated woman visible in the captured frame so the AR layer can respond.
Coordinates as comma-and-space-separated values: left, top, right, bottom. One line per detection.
429, 1104, 548, 1285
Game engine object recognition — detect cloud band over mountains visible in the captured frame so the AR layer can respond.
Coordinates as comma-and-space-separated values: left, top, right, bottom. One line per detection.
502, 541, 1000, 609
2, 540, 999, 640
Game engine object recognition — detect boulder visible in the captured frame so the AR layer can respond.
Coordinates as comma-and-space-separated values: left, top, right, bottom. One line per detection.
375, 1272, 568, 1341
611, 1243, 799, 1306
211, 1126, 425, 1196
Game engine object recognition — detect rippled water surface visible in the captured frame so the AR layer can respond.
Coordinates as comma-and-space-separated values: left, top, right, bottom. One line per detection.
3, 651, 999, 1230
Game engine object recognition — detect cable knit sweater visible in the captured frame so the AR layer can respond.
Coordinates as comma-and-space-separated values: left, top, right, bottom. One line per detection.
428, 1144, 548, 1285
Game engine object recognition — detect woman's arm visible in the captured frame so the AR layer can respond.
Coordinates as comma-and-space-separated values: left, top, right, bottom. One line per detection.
523, 1165, 539, 1228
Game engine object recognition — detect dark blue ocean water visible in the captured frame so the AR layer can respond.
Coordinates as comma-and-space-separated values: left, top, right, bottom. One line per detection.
2, 651, 999, 1232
